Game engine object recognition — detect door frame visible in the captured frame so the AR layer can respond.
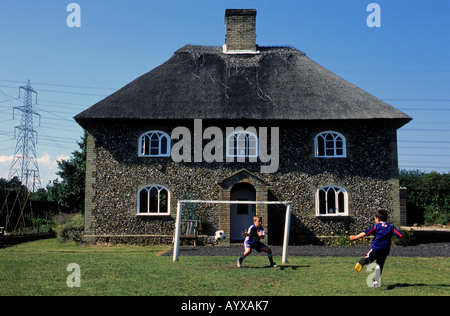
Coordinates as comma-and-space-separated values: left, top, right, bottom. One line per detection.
218, 169, 270, 245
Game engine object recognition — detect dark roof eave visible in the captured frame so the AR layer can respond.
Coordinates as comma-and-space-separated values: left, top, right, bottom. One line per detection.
74, 116, 412, 131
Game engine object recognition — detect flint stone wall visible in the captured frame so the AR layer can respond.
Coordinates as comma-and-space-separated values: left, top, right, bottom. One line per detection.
83, 119, 400, 245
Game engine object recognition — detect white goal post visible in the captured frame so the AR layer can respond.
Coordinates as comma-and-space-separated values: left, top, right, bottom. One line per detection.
173, 200, 292, 263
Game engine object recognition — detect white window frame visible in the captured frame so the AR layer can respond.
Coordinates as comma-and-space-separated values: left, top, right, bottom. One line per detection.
138, 131, 171, 157
137, 185, 170, 216
314, 131, 346, 158
316, 186, 348, 216
226, 131, 258, 158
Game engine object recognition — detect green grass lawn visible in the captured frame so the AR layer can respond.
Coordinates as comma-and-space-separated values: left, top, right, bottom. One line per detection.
0, 239, 448, 296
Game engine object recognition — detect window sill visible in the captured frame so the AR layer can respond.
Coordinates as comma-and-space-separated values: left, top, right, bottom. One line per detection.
316, 214, 349, 217
315, 156, 347, 158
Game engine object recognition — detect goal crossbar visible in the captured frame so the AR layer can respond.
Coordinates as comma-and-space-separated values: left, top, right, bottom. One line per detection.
173, 200, 292, 263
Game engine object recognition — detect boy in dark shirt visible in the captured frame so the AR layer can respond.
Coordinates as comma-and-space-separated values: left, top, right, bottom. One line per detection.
237, 216, 276, 268
350, 209, 406, 278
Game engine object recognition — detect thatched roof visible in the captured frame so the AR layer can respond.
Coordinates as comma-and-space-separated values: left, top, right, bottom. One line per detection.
75, 45, 411, 126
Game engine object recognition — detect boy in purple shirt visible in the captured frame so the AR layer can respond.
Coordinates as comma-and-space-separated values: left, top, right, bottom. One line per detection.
237, 216, 276, 268
350, 209, 406, 275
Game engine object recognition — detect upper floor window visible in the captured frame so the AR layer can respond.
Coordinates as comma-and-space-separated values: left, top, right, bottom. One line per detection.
138, 185, 170, 215
315, 131, 346, 157
139, 131, 170, 157
226, 131, 258, 158
316, 186, 348, 216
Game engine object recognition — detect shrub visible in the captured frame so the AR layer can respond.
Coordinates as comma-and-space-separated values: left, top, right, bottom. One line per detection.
399, 170, 450, 225
424, 204, 450, 226
330, 231, 365, 246
392, 228, 417, 246
57, 213, 84, 243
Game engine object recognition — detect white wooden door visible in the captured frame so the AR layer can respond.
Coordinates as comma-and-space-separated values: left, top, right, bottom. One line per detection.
230, 186, 255, 241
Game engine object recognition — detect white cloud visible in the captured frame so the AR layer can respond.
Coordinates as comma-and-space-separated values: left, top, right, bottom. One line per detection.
0, 153, 70, 187
56, 154, 70, 162
0, 155, 14, 179
0, 155, 13, 163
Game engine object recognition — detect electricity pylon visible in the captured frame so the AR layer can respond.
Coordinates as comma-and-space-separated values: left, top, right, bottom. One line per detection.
8, 79, 42, 192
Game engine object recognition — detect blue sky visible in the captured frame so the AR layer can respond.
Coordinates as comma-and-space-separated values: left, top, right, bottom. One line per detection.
0, 0, 449, 187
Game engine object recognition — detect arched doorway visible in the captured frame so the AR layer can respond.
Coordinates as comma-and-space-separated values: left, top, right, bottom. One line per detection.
230, 182, 256, 241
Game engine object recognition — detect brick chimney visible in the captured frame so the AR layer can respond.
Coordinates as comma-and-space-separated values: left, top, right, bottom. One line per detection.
224, 9, 258, 54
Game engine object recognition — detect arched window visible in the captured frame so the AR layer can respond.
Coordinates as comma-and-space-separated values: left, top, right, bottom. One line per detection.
138, 185, 170, 215
226, 131, 258, 158
316, 186, 348, 216
315, 131, 346, 157
139, 131, 170, 157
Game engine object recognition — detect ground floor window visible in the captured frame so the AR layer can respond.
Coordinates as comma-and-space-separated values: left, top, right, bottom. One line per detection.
316, 186, 348, 216
138, 185, 170, 215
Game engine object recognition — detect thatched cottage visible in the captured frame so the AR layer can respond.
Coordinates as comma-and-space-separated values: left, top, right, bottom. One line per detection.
75, 9, 411, 245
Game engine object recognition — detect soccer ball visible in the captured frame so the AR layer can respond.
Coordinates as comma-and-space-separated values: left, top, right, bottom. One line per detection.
214, 230, 226, 241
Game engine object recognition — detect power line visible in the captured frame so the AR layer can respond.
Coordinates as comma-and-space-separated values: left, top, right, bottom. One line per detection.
1, 80, 450, 102
408, 122, 449, 125
400, 159, 450, 164
399, 166, 449, 171
399, 140, 450, 144
1, 79, 449, 174
399, 146, 450, 150
401, 153, 450, 157
38, 99, 93, 107
402, 128, 450, 132
0, 84, 107, 97
0, 79, 116, 91
398, 108, 450, 111
385, 98, 450, 102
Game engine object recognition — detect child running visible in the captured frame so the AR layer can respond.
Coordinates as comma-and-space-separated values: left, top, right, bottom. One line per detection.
350, 209, 406, 284
237, 216, 276, 268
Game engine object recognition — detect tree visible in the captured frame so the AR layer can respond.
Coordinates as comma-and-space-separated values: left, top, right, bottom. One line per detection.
419, 172, 450, 225
54, 132, 87, 213
399, 169, 450, 225
0, 176, 24, 191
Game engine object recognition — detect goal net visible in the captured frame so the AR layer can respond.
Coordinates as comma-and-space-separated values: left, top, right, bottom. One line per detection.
173, 200, 292, 263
